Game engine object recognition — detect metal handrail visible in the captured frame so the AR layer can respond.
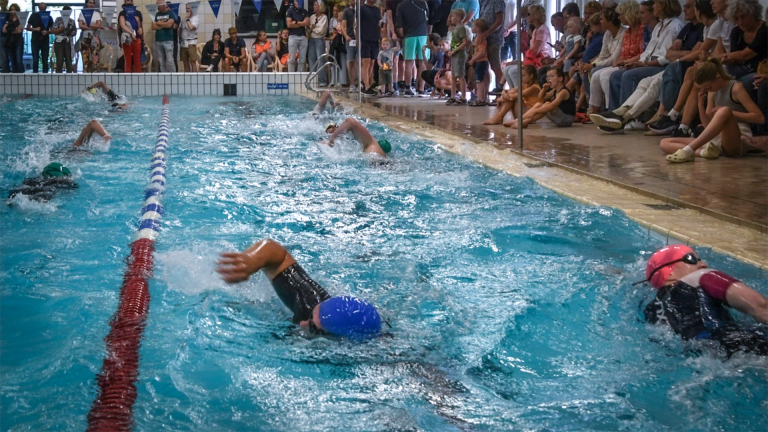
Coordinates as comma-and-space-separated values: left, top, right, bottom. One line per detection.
304, 54, 343, 92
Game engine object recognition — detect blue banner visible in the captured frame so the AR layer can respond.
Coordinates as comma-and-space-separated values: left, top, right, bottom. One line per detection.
0, 13, 6, 29
250, 0, 262, 12
39, 10, 50, 28
208, 0, 221, 18
168, 3, 180, 20
81, 8, 94, 26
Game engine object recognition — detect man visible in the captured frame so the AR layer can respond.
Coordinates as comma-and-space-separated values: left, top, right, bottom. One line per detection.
477, 0, 506, 94
359, 0, 381, 95
224, 26, 246, 72
26, 2, 53, 73
8, 163, 77, 203
285, 0, 309, 72
501, 0, 517, 64
151, 0, 176, 72
325, 118, 392, 157
0, 0, 10, 73
341, 0, 358, 92
420, 33, 445, 93
217, 239, 382, 340
638, 245, 768, 357
396, 0, 429, 96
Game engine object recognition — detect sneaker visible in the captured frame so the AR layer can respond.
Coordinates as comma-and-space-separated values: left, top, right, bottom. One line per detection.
700, 141, 723, 159
590, 111, 625, 129
624, 120, 647, 131
648, 115, 679, 134
363, 88, 377, 95
393, 90, 400, 96
349, 85, 358, 93
404, 88, 415, 96
693, 124, 705, 138
205, 65, 214, 72
490, 85, 504, 95
670, 126, 693, 138
598, 125, 624, 134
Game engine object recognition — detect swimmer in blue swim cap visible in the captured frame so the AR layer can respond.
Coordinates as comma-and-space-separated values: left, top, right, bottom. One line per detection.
217, 239, 382, 340
325, 118, 391, 157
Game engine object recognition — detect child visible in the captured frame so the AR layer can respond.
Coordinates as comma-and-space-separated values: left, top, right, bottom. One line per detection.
571, 13, 604, 122
446, 9, 470, 105
378, 38, 396, 96
509, 67, 576, 129
276, 28, 290, 67
431, 38, 453, 98
554, 17, 583, 73
484, 64, 542, 125
468, 19, 490, 106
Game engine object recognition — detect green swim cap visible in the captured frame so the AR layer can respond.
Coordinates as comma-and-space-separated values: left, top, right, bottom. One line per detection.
42, 162, 72, 178
89, 88, 98, 94
378, 139, 392, 154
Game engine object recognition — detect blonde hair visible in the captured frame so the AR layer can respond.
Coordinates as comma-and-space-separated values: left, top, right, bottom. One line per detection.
567, 16, 583, 33
450, 8, 466, 22
584, 1, 602, 14
527, 5, 546, 26
616, 0, 641, 27
317, 1, 326, 14
694, 58, 734, 84
587, 13, 602, 26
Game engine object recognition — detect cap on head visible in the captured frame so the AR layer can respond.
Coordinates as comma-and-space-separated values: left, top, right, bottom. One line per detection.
42, 162, 71, 178
377, 139, 391, 154
646, 245, 694, 289
228, 26, 237, 34
318, 296, 381, 340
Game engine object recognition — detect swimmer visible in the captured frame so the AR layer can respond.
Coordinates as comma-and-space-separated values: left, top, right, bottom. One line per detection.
636, 245, 768, 357
216, 239, 382, 340
311, 90, 341, 115
7, 162, 78, 203
84, 81, 129, 110
73, 119, 111, 148
324, 118, 392, 157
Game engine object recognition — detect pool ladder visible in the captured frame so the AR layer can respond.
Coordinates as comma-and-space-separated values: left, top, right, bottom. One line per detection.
304, 53, 343, 93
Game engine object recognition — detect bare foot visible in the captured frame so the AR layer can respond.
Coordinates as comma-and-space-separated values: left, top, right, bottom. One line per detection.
742, 134, 768, 152
483, 118, 503, 125
505, 120, 517, 128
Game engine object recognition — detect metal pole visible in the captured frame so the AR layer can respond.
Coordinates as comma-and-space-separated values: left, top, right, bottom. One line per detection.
516, 0, 523, 150
357, 0, 362, 102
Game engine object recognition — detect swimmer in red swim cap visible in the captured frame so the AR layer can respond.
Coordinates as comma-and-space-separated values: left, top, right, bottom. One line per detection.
636, 245, 768, 357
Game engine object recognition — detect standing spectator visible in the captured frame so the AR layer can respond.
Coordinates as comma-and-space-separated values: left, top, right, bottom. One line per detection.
501, 0, 517, 64
360, 0, 382, 94
341, 0, 358, 91
447, 8, 470, 104
378, 37, 395, 94
180, 3, 199, 72
2, 3, 23, 73
469, 18, 491, 105
168, 1, 179, 72
330, 4, 347, 83
0, 0, 7, 72
151, 0, 176, 72
224, 26, 246, 71
286, 0, 309, 72
451, 0, 480, 24
308, 1, 328, 84
26, 2, 53, 73
201, 28, 224, 71
51, 6, 76, 73
503, 4, 551, 89
118, 0, 144, 73
396, 0, 430, 95
78, 0, 102, 73
477, 0, 505, 94
253, 30, 276, 72
384, 0, 403, 93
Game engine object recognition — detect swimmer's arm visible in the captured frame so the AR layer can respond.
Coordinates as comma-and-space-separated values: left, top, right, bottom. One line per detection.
726, 283, 768, 323
217, 239, 297, 282
327, 118, 358, 144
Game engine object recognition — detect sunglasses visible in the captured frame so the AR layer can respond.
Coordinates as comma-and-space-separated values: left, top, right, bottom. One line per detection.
632, 253, 701, 286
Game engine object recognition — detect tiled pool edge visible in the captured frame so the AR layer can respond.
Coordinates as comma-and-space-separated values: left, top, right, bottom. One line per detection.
0, 72, 312, 97
314, 94, 767, 270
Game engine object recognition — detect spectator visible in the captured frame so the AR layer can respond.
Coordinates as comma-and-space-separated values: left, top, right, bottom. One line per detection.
476, 0, 506, 94
0, 0, 7, 72
570, 13, 604, 120
561, 1, 580, 20
360, 0, 382, 94
2, 3, 24, 73
503, 4, 551, 89
201, 28, 224, 72
446, 8, 471, 104
151, 0, 176, 72
485, 63, 541, 125
396, 0, 430, 96
51, 6, 77, 73
224, 26, 246, 72
118, 0, 144, 73
341, 0, 358, 91
378, 37, 396, 95
451, 0, 480, 24
26, 2, 53, 73
276, 27, 290, 69
501, 0, 517, 65
168, 0, 180, 72
720, 0, 767, 84
553, 17, 583, 73
663, 58, 764, 162
508, 67, 577, 128
253, 30, 276, 72
78, 0, 102, 73
420, 32, 445, 93
469, 18, 491, 105
329, 4, 347, 83
308, 1, 328, 84
286, 0, 309, 72
180, 3, 199, 72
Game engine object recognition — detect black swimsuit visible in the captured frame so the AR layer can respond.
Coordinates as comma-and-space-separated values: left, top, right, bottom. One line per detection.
7, 176, 78, 202
270, 263, 331, 323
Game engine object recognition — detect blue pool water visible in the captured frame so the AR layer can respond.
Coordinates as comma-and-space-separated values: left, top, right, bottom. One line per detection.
1, 95, 767, 431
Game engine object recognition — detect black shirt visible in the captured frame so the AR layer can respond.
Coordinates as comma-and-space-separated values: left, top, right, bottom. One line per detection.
729, 22, 768, 73
27, 11, 53, 43
676, 21, 704, 52
360, 3, 382, 43
342, 6, 355, 39
286, 6, 309, 37
396, 0, 429, 38
202, 40, 224, 64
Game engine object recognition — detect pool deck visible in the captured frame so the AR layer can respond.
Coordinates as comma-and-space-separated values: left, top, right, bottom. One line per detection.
323, 92, 768, 269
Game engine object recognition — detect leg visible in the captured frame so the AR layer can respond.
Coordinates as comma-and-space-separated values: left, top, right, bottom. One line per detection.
404, 59, 415, 91
361, 58, 372, 90
660, 136, 695, 154
503, 64, 519, 88
619, 66, 663, 107
123, 41, 134, 73
484, 100, 514, 125
625, 74, 662, 119
31, 40, 40, 73
54, 41, 64, 73
73, 119, 110, 147
163, 42, 175, 73
672, 65, 697, 112
607, 68, 626, 110
298, 36, 308, 73
488, 40, 502, 91
41, 40, 50, 73
660, 60, 685, 110
132, 40, 143, 72
288, 35, 299, 72
64, 42, 74, 73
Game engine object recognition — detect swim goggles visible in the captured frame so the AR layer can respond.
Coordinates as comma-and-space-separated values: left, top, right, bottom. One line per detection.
631, 253, 701, 286
307, 318, 328, 335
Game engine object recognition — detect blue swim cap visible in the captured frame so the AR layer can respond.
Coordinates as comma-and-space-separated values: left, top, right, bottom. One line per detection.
318, 296, 381, 340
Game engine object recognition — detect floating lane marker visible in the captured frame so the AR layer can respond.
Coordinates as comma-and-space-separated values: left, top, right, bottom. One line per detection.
87, 95, 170, 432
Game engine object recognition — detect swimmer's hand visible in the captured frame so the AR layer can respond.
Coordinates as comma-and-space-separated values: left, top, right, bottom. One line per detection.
324, 140, 334, 147
217, 252, 258, 283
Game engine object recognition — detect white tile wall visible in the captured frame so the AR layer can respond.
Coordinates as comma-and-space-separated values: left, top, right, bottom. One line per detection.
0, 72, 312, 97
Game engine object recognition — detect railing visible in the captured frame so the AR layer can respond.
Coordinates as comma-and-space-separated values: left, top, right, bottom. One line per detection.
304, 53, 342, 92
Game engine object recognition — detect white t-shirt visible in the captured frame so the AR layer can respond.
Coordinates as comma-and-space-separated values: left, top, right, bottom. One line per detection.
180, 14, 199, 45
504, 0, 516, 29
707, 17, 735, 53
78, 10, 101, 38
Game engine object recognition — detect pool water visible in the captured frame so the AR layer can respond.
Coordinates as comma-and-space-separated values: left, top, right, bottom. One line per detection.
1, 95, 767, 431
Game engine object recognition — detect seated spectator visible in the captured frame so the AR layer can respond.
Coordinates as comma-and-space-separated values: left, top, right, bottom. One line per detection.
276, 28, 291, 70
663, 58, 765, 162
503, 4, 552, 88
570, 13, 605, 121
484, 64, 541, 125
180, 3, 199, 73
552, 17, 583, 73
719, 0, 767, 83
224, 26, 246, 72
429, 39, 454, 98
253, 30, 276, 72
420, 33, 445, 94
508, 67, 576, 128
201, 28, 224, 72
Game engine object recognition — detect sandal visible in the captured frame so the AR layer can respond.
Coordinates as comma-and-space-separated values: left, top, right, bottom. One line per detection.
446, 98, 456, 105
666, 149, 695, 163
456, 98, 468, 105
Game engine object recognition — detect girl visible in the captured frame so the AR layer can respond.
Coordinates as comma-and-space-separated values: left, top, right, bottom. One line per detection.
484, 64, 542, 125
509, 67, 576, 129
276, 28, 290, 69
468, 18, 490, 106
553, 17, 583, 73
2, 4, 24, 73
663, 58, 765, 162
503, 5, 552, 89
252, 30, 275, 72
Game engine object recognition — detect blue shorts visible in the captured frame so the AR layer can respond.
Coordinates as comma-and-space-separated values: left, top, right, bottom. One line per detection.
345, 41, 358, 60
474, 61, 489, 83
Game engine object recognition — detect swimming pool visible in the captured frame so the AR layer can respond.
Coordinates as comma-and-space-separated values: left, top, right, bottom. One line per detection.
1, 95, 767, 431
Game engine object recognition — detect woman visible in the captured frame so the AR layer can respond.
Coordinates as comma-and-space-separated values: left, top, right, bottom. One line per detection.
52, 5, 77, 73
180, 3, 199, 72
78, 0, 102, 72
308, 1, 328, 85
663, 58, 765, 162
720, 0, 767, 81
503, 5, 552, 88
201, 28, 224, 72
118, 0, 144, 73
252, 30, 275, 72
2, 3, 23, 73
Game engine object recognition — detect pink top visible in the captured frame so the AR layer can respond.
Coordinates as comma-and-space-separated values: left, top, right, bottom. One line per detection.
532, 25, 553, 58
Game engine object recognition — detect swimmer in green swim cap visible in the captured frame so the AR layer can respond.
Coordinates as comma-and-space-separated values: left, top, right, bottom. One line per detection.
7, 162, 78, 203
325, 118, 391, 157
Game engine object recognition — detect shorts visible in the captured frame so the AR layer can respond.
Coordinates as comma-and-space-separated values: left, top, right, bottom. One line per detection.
474, 61, 489, 83
180, 45, 199, 62
487, 39, 501, 68
379, 69, 392, 87
451, 52, 467, 78
403, 36, 427, 61
546, 107, 574, 127
345, 41, 358, 61
711, 122, 752, 156
270, 263, 331, 323
421, 69, 438, 87
361, 40, 379, 59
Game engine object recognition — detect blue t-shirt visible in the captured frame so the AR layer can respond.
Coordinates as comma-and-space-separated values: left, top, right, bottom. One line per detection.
225, 36, 246, 57
286, 6, 309, 37
581, 31, 603, 62
450, 0, 479, 22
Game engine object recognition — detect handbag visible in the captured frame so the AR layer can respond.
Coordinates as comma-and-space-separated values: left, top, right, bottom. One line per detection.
522, 48, 543, 67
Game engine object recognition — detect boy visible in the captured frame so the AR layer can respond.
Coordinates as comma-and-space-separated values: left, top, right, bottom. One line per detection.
446, 9, 470, 105
377, 37, 396, 96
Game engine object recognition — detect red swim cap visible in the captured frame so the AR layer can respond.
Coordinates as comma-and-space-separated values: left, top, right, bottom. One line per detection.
646, 245, 695, 289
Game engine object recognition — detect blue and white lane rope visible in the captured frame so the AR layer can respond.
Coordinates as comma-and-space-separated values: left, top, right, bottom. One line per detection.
136, 97, 170, 241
